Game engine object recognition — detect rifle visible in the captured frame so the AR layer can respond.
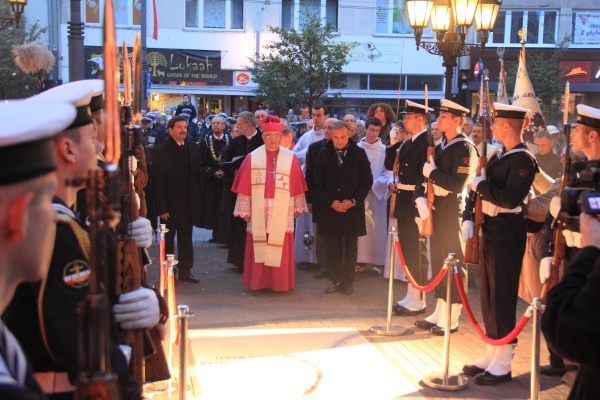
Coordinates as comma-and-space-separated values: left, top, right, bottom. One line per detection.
76, 168, 121, 400
76, 2, 122, 398
464, 71, 492, 265
541, 81, 571, 300
421, 84, 435, 236
113, 34, 146, 385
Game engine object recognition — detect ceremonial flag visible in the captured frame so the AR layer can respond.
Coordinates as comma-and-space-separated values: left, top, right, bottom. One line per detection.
147, 0, 158, 40
477, 75, 488, 117
497, 56, 509, 105
512, 46, 546, 144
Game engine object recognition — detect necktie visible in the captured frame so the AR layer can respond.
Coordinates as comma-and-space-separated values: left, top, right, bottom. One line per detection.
336, 149, 344, 166
0, 321, 27, 386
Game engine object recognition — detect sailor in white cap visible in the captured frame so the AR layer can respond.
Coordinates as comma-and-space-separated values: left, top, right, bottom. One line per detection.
542, 103, 600, 400
415, 99, 478, 336
4, 82, 157, 399
461, 102, 538, 385
384, 100, 432, 316
0, 100, 76, 399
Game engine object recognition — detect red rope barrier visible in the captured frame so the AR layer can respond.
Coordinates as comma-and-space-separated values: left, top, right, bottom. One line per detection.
395, 239, 447, 292
453, 269, 531, 345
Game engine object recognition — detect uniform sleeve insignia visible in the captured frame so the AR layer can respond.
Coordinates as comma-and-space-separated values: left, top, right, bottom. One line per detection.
63, 260, 91, 289
519, 169, 528, 178
462, 157, 470, 165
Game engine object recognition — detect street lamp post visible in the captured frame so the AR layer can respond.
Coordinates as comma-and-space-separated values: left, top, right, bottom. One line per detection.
0, 0, 28, 30
406, 0, 501, 99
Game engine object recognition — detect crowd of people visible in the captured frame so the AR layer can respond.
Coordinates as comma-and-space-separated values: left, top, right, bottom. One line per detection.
1, 80, 600, 399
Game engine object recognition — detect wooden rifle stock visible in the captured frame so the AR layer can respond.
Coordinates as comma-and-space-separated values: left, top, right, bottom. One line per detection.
76, 168, 121, 400
541, 125, 571, 300
421, 114, 435, 236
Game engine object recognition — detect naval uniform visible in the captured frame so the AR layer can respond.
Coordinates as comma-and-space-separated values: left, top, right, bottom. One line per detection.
463, 143, 537, 339
420, 134, 477, 302
3, 198, 140, 400
384, 130, 429, 285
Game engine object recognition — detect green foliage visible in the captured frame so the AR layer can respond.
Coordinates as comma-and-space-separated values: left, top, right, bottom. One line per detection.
505, 36, 569, 125
248, 11, 357, 113
0, 4, 49, 99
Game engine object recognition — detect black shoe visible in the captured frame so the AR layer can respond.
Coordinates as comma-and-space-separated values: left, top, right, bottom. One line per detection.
462, 364, 485, 377
473, 371, 512, 385
414, 320, 437, 330
313, 271, 331, 279
392, 302, 404, 312
395, 306, 426, 316
178, 272, 200, 283
540, 365, 567, 377
208, 237, 217, 243
342, 282, 353, 295
325, 281, 341, 293
430, 326, 458, 336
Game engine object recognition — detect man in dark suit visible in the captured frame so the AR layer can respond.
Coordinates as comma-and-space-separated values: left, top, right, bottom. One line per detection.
306, 118, 337, 279
222, 111, 264, 272
384, 100, 432, 316
152, 115, 202, 283
314, 121, 373, 295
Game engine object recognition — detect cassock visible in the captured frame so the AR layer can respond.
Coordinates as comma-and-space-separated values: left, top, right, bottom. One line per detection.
232, 146, 308, 291
357, 138, 392, 266
293, 127, 325, 264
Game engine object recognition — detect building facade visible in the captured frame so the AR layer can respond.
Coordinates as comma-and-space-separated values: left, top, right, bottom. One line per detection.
19, 0, 600, 121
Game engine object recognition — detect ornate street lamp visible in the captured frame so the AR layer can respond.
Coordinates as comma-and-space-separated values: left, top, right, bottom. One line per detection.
406, 0, 502, 99
0, 0, 28, 30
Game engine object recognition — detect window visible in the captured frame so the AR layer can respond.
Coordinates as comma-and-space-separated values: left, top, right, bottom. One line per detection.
374, 0, 432, 36
85, 0, 141, 26
490, 10, 558, 46
348, 74, 443, 91
281, 0, 338, 31
185, 0, 244, 29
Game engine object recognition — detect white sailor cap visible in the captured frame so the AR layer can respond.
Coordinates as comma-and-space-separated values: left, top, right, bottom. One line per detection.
439, 99, 470, 117
29, 81, 95, 129
0, 101, 76, 185
85, 79, 104, 113
576, 104, 600, 130
546, 125, 559, 134
402, 100, 433, 115
493, 102, 530, 120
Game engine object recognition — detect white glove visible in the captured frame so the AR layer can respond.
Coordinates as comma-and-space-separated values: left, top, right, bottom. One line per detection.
414, 217, 423, 234
539, 257, 552, 284
131, 217, 152, 248
119, 345, 132, 364
461, 220, 474, 241
422, 155, 436, 178
128, 156, 138, 173
562, 229, 582, 248
415, 197, 430, 220
113, 287, 160, 330
471, 168, 486, 192
549, 196, 561, 218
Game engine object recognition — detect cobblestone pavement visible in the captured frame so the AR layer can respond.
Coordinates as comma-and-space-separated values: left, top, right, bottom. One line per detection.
144, 228, 570, 400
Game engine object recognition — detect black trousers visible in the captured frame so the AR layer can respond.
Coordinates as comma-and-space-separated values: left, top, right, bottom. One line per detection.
326, 234, 358, 285
431, 196, 463, 303
162, 214, 194, 272
396, 205, 427, 285
481, 213, 526, 340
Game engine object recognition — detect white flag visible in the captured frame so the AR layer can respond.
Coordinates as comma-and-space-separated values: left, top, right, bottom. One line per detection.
512, 48, 546, 144
496, 58, 508, 105
147, 0, 158, 40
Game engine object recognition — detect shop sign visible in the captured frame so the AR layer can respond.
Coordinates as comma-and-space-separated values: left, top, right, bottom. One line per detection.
84, 47, 222, 83
573, 12, 600, 45
233, 71, 257, 87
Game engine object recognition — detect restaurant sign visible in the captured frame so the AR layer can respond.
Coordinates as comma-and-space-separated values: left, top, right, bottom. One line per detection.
84, 47, 222, 83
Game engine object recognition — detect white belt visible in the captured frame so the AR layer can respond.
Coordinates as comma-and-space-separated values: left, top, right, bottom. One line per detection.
433, 184, 451, 197
482, 200, 522, 216
35, 372, 76, 394
395, 183, 415, 191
